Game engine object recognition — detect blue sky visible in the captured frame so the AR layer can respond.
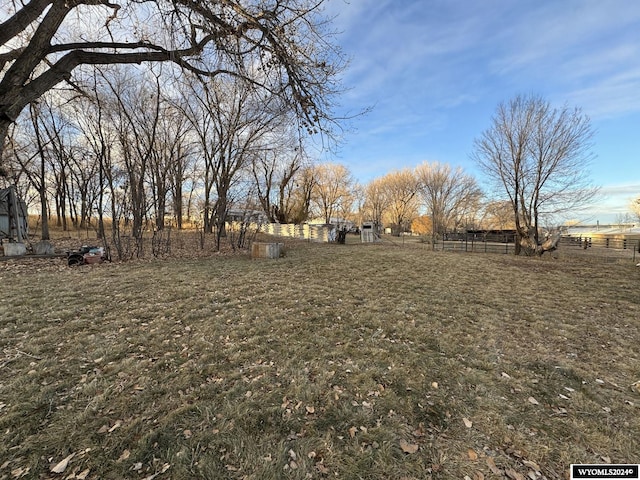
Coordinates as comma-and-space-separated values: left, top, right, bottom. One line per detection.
323, 0, 640, 224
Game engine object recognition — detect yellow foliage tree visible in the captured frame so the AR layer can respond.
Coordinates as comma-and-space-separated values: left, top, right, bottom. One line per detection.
411, 215, 432, 235
631, 197, 640, 222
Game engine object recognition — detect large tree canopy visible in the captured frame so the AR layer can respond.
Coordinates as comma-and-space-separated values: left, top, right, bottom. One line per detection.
0, 0, 343, 171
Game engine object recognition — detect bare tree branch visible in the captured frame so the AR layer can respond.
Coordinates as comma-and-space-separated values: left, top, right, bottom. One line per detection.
473, 94, 598, 255
0, 0, 344, 171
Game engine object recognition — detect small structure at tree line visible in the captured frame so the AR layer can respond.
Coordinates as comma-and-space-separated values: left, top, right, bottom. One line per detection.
251, 242, 284, 259
0, 186, 28, 256
360, 222, 381, 243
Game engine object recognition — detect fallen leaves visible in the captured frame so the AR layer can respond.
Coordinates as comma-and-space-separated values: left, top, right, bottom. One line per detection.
51, 453, 75, 473
140, 463, 171, 480
527, 397, 539, 405
347, 424, 370, 438
117, 449, 131, 462
505, 468, 525, 480
288, 449, 298, 470
108, 420, 123, 432
399, 439, 419, 454
10, 466, 30, 478
486, 457, 502, 475
75, 468, 91, 479
3, 244, 638, 480
523, 459, 541, 472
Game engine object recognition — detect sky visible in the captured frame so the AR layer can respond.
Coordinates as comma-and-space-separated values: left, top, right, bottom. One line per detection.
322, 0, 640, 225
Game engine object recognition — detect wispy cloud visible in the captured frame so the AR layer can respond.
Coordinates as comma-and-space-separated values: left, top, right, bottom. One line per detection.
331, 0, 640, 118
332, 1, 493, 100
598, 183, 640, 198
564, 69, 640, 119
324, 0, 640, 221
482, 2, 640, 116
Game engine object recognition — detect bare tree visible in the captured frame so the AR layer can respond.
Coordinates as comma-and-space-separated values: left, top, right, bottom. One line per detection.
109, 69, 163, 254
473, 94, 597, 255
73, 78, 120, 247
349, 181, 365, 228
252, 146, 307, 224
288, 165, 316, 224
65, 132, 100, 230
362, 177, 389, 230
147, 98, 192, 231
29, 98, 85, 232
416, 161, 482, 247
9, 96, 82, 238
164, 106, 194, 230
0, 0, 343, 168
311, 162, 353, 224
0, 124, 38, 204
181, 75, 285, 249
378, 169, 419, 236
12, 104, 51, 239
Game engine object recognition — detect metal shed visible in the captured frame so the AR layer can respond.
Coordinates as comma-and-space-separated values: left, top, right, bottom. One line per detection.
0, 186, 28, 243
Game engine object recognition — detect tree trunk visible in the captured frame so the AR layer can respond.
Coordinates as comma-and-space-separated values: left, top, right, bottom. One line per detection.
38, 147, 50, 240
39, 186, 50, 240
215, 194, 228, 251
0, 119, 9, 177
174, 190, 183, 229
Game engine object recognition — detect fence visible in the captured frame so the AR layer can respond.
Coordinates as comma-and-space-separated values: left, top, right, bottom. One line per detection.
559, 236, 640, 263
438, 233, 517, 255
261, 223, 335, 243
430, 232, 640, 263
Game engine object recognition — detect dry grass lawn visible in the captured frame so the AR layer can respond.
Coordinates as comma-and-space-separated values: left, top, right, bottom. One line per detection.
1, 239, 639, 479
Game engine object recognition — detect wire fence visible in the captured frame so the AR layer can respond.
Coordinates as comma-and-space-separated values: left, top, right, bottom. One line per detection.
427, 233, 640, 264
438, 233, 517, 255
557, 236, 640, 264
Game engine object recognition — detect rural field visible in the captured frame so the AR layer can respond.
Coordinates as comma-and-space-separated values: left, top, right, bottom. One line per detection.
1, 239, 639, 479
